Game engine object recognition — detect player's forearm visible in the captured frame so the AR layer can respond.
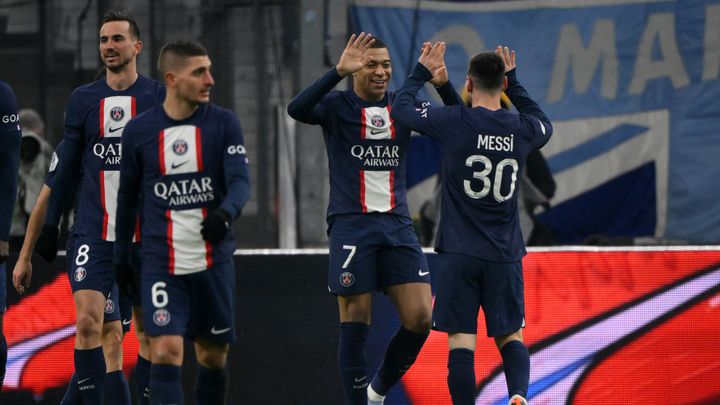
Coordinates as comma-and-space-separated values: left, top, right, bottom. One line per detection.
505, 69, 552, 129
45, 135, 82, 227
391, 63, 433, 129
18, 185, 51, 262
0, 132, 21, 240
287, 67, 341, 123
435, 80, 464, 106
219, 160, 251, 219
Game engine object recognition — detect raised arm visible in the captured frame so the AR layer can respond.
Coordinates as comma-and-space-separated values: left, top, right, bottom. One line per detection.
496, 46, 553, 146
287, 33, 375, 124
422, 41, 464, 106
392, 42, 453, 138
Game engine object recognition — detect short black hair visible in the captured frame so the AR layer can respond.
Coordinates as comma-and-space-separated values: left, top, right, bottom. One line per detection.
370, 36, 387, 49
157, 40, 209, 75
102, 11, 141, 40
467, 51, 505, 92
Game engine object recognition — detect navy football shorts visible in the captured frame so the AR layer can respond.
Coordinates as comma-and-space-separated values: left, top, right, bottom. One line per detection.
432, 253, 525, 337
66, 236, 131, 330
141, 261, 236, 344
327, 213, 430, 296
0, 263, 6, 313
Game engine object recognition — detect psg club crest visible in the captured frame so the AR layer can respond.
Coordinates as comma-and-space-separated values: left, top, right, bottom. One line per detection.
74, 267, 86, 282
104, 298, 115, 314
371, 114, 385, 128
173, 139, 188, 156
340, 272, 355, 287
153, 309, 171, 326
110, 106, 125, 122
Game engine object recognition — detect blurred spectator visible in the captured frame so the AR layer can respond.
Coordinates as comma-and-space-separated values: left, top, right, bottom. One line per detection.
9, 109, 53, 251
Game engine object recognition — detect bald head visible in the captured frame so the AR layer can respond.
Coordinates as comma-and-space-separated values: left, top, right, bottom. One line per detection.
157, 41, 208, 77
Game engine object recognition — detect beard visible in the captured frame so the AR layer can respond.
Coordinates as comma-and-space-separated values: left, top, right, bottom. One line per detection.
104, 56, 131, 73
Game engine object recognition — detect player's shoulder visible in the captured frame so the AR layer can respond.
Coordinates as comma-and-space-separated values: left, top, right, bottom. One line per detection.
0, 80, 15, 97
136, 75, 166, 95
127, 104, 163, 129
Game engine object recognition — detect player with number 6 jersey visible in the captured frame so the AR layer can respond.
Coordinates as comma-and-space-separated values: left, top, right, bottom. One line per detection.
392, 44, 552, 405
114, 40, 250, 405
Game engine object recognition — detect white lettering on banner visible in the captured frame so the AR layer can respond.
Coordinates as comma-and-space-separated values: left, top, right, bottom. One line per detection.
548, 19, 618, 102
703, 4, 720, 81
629, 13, 689, 94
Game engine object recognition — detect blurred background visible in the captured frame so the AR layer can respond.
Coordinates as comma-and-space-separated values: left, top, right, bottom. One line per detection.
3, 0, 718, 250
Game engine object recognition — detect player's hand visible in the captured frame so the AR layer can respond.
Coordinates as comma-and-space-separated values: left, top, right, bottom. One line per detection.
336, 32, 376, 78
114, 262, 137, 300
201, 209, 231, 245
35, 224, 59, 262
13, 258, 33, 295
496, 45, 516, 73
418, 41, 448, 86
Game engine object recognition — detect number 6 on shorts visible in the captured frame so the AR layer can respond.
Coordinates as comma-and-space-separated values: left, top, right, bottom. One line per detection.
152, 281, 169, 308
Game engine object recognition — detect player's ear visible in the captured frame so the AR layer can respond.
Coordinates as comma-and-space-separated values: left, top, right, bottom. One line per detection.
164, 71, 176, 86
503, 76, 508, 91
133, 40, 144, 55
465, 76, 473, 95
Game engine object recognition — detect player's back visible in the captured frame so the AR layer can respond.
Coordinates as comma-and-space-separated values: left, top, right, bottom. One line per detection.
67, 76, 164, 241
435, 105, 549, 261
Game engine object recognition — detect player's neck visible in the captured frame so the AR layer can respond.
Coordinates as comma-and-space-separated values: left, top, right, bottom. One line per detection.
352, 86, 384, 102
163, 95, 199, 121
471, 93, 502, 111
106, 68, 139, 91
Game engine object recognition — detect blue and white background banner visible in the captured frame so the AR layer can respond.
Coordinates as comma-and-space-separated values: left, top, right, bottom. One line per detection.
351, 0, 720, 244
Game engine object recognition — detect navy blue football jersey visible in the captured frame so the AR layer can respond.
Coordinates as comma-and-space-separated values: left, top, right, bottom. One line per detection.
44, 75, 165, 241
287, 67, 462, 219
392, 64, 553, 261
116, 104, 250, 275
0, 80, 22, 240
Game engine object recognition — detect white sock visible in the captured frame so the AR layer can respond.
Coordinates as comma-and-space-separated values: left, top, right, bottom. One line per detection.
367, 385, 385, 403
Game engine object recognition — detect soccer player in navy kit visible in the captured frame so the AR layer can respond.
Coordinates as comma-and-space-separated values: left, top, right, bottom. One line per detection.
12, 140, 140, 404
114, 41, 250, 405
392, 44, 552, 405
0, 80, 22, 385
287, 33, 463, 404
33, 11, 165, 404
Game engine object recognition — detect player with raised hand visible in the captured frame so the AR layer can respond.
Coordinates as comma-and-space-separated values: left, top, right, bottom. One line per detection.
392, 43, 552, 405
0, 80, 22, 386
287, 34, 463, 404
114, 40, 250, 405
32, 11, 165, 404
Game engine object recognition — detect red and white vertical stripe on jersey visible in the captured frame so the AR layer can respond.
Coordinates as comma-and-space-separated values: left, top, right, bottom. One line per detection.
158, 125, 203, 175
360, 106, 395, 140
99, 170, 120, 241
99, 96, 135, 138
360, 170, 395, 213
359, 106, 396, 212
165, 208, 212, 275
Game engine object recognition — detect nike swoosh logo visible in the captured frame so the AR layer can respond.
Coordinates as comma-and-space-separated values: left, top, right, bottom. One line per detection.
354, 376, 366, 382
108, 126, 124, 133
370, 128, 387, 135
210, 326, 231, 335
418, 270, 430, 276
171, 161, 189, 169
77, 377, 92, 384
122, 319, 132, 325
